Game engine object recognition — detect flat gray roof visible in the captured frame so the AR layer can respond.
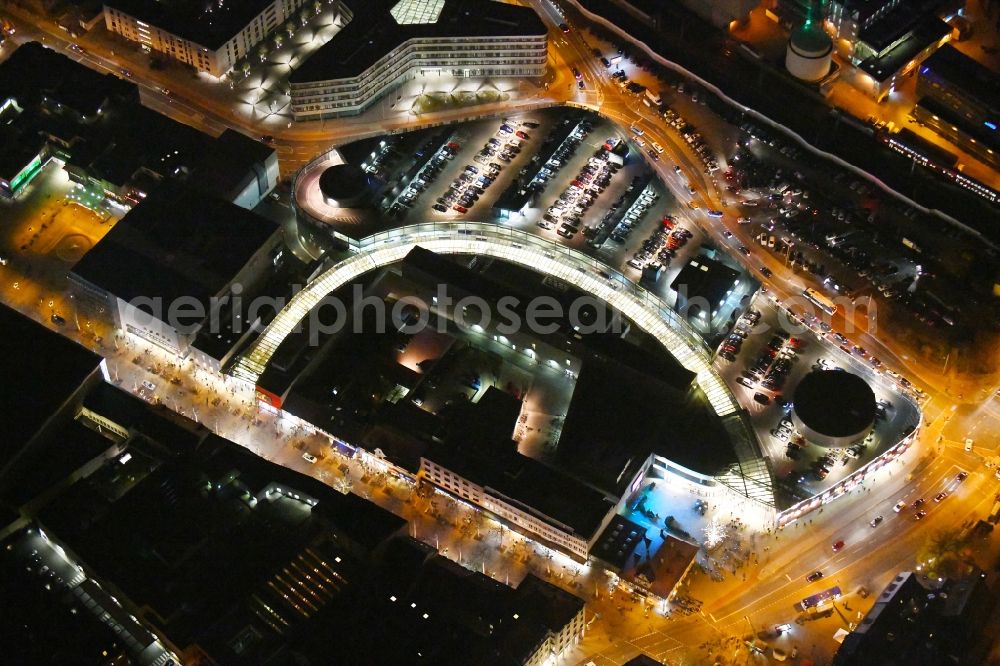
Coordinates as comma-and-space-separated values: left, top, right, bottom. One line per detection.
72, 182, 277, 313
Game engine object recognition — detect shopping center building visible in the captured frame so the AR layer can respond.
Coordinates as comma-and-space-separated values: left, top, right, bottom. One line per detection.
287, 0, 547, 120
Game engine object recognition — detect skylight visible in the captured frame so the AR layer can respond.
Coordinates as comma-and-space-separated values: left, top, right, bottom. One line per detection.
390, 0, 445, 24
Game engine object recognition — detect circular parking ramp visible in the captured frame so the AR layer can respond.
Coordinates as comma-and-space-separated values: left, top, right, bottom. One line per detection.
792, 370, 876, 448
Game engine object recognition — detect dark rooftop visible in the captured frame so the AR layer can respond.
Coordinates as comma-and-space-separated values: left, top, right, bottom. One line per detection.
82, 382, 203, 455
670, 253, 741, 312
859, 2, 935, 53
403, 247, 695, 391
0, 534, 131, 665
105, 0, 279, 50
434, 448, 613, 539
624, 656, 666, 666
37, 431, 405, 646
558, 350, 732, 489
793, 370, 876, 439
0, 42, 251, 197
288, 0, 546, 83
188, 128, 276, 202
72, 181, 278, 313
0, 304, 103, 466
833, 570, 995, 665
429, 388, 613, 539
0, 41, 135, 117
858, 15, 950, 82
915, 96, 1000, 154
920, 44, 1000, 113
844, 0, 951, 24
1, 420, 113, 508
591, 514, 647, 568
318, 163, 371, 202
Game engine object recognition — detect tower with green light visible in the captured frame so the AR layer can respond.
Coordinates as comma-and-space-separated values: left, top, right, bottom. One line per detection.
785, 0, 832, 82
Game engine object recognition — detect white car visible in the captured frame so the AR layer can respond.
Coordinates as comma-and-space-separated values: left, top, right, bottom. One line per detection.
964, 438, 974, 452
302, 452, 318, 464
893, 501, 906, 512
141, 380, 157, 392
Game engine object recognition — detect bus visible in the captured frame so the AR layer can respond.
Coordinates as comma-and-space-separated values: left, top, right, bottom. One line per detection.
798, 586, 841, 611
803, 288, 838, 316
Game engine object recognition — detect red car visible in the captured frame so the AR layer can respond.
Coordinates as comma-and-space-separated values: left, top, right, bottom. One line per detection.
832, 540, 845, 553
516, 130, 529, 140
452, 204, 467, 213
447, 142, 460, 151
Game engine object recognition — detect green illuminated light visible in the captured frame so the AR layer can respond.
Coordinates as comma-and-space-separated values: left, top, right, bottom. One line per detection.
10, 153, 42, 192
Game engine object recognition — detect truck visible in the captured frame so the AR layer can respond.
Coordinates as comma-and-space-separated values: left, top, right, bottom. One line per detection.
645, 90, 662, 107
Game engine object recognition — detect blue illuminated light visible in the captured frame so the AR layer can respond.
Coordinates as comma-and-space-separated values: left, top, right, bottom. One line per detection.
985, 121, 998, 131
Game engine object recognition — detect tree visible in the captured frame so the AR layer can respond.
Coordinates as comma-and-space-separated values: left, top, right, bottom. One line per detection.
917, 529, 969, 580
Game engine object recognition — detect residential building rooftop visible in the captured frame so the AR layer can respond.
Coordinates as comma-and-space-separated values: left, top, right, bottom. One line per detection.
104, 0, 279, 50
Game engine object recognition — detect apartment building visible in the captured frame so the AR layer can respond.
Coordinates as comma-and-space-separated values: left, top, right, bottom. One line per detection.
288, 0, 547, 119
103, 0, 311, 76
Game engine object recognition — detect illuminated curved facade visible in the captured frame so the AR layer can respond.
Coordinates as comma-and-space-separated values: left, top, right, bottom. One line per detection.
231, 222, 777, 513
234, 223, 739, 413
